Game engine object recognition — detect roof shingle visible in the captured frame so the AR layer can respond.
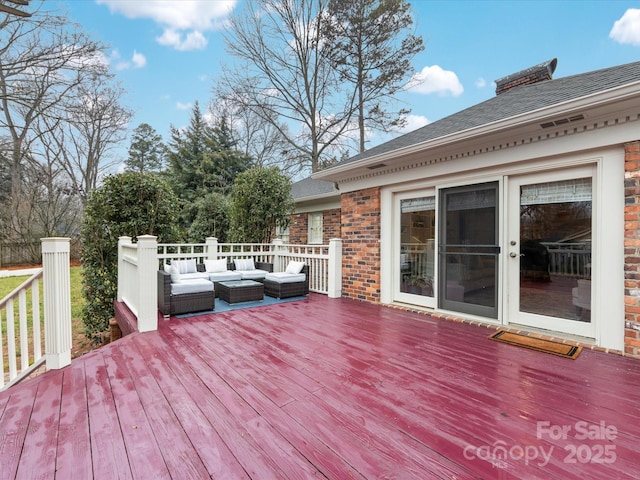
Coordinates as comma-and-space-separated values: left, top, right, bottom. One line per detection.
332, 60, 640, 167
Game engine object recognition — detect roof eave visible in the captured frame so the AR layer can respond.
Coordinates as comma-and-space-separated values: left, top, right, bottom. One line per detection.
293, 190, 339, 203
313, 80, 640, 182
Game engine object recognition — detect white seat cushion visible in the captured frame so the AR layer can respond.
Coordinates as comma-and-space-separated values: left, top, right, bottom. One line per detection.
209, 271, 243, 282
264, 272, 306, 284
180, 272, 210, 281
171, 279, 213, 295
240, 269, 268, 280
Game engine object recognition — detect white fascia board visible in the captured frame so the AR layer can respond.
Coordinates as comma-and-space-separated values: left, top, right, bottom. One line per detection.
293, 191, 340, 204
293, 193, 341, 212
313, 81, 640, 182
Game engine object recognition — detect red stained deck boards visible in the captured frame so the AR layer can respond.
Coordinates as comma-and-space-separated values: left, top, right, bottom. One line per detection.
1, 294, 639, 479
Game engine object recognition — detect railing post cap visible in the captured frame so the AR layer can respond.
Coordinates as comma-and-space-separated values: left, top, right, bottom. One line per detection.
41, 237, 70, 253
136, 235, 157, 245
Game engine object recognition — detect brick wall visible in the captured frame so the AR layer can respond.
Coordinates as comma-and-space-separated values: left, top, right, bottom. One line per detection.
289, 213, 307, 244
624, 140, 640, 358
341, 187, 381, 301
289, 209, 341, 244
323, 208, 341, 240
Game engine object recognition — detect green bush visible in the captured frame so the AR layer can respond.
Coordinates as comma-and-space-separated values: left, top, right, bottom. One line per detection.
229, 167, 294, 243
188, 192, 230, 242
80, 172, 180, 342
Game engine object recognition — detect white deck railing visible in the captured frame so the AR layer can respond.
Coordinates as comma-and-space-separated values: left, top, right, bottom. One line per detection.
119, 236, 343, 333
1, 238, 72, 391
117, 236, 158, 333
541, 242, 591, 278
157, 237, 342, 296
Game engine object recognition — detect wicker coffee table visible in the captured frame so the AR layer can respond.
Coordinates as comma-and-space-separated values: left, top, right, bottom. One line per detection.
217, 280, 264, 304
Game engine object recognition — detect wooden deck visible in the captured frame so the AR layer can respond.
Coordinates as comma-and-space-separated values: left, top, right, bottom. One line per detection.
1, 294, 639, 479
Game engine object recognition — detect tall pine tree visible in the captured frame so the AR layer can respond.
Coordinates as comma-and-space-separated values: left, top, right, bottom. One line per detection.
165, 102, 253, 236
124, 123, 165, 173
324, 0, 424, 152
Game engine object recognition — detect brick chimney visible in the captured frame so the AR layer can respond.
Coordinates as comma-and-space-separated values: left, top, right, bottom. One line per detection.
495, 58, 557, 95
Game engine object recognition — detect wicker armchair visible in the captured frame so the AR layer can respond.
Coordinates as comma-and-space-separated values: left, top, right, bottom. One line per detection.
157, 270, 215, 316
263, 265, 309, 299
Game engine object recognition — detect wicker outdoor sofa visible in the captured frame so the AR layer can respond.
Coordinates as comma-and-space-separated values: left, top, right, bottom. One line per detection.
157, 259, 274, 315
158, 259, 309, 315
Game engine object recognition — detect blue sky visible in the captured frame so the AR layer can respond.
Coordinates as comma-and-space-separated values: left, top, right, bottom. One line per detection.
55, 0, 640, 162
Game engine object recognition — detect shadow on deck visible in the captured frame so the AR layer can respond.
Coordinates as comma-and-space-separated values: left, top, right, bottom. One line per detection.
1, 294, 638, 479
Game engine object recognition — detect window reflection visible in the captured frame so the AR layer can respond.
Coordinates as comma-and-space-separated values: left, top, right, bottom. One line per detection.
400, 197, 435, 297
520, 178, 592, 322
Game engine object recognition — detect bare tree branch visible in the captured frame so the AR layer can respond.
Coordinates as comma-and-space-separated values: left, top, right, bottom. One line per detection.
222, 0, 358, 174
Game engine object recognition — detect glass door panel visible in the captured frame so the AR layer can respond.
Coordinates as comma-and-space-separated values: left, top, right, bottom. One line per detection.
508, 170, 595, 338
520, 179, 592, 319
439, 182, 499, 318
400, 197, 435, 298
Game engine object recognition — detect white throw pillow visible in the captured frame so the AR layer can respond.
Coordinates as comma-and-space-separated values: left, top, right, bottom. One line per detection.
163, 264, 171, 273
170, 265, 182, 283
204, 259, 227, 273
286, 261, 305, 274
173, 259, 197, 274
234, 258, 255, 271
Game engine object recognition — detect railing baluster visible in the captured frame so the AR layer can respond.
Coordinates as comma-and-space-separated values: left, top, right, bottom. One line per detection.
6, 299, 17, 380
19, 289, 28, 371
0, 310, 5, 388
32, 278, 42, 362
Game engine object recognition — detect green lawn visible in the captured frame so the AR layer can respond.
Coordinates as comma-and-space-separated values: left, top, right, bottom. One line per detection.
1, 266, 91, 360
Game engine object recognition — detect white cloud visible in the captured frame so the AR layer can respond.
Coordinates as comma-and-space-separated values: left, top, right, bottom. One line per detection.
610, 8, 640, 46
132, 51, 147, 68
106, 48, 146, 70
475, 77, 487, 88
401, 114, 430, 132
408, 65, 464, 96
97, 0, 236, 51
177, 101, 193, 111
157, 29, 208, 51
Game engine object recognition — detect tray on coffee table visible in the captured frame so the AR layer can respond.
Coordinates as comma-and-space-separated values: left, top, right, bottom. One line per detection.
217, 280, 264, 304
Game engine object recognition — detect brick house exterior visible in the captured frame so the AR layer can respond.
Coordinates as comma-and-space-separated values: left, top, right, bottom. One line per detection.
289, 209, 341, 245
294, 59, 640, 359
624, 140, 640, 356
341, 188, 380, 301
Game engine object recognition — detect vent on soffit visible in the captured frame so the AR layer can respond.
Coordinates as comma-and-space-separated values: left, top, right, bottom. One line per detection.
366, 163, 387, 170
540, 114, 585, 129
